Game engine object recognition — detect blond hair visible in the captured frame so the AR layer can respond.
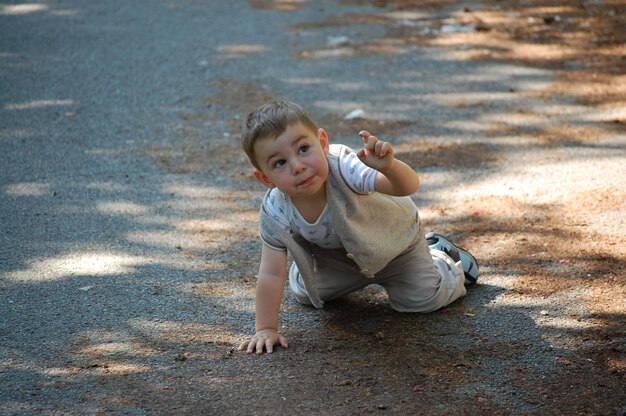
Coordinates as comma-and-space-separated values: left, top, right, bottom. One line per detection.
240, 101, 318, 170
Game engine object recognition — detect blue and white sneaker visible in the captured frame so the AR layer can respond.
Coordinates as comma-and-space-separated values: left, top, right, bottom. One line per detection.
425, 232, 479, 285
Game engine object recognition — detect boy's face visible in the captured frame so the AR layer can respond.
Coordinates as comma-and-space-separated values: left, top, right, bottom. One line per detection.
253, 122, 330, 199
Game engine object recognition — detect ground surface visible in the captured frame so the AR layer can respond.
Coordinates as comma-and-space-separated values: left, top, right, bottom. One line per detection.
0, 0, 624, 415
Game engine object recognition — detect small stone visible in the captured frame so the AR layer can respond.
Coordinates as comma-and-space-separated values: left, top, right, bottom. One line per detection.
557, 357, 573, 366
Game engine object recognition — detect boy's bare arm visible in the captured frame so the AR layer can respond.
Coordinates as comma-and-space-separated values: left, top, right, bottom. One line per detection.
237, 244, 289, 354
356, 130, 420, 196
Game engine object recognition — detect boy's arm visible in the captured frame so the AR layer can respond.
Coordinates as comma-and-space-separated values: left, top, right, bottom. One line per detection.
356, 130, 420, 196
237, 244, 289, 354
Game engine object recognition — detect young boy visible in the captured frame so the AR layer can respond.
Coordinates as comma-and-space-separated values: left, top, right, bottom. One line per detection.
237, 101, 478, 355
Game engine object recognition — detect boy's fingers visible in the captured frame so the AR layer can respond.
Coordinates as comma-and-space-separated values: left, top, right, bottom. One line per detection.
279, 335, 289, 349
374, 140, 385, 156
382, 142, 392, 157
256, 339, 265, 354
246, 336, 259, 353
237, 340, 249, 351
266, 339, 273, 353
358, 130, 370, 139
366, 135, 378, 151
356, 148, 366, 160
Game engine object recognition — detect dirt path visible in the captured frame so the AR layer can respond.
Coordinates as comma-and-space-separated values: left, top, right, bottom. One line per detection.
1, 0, 624, 415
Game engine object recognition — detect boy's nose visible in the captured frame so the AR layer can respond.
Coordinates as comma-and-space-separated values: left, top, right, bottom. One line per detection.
291, 159, 306, 174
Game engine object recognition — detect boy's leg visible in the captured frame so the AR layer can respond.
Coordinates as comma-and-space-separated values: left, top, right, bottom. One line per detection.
289, 245, 378, 306
378, 236, 467, 313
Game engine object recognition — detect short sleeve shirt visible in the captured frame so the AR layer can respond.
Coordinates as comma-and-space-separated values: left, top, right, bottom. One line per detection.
261, 145, 377, 251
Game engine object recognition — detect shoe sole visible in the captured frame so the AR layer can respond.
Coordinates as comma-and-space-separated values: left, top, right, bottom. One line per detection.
425, 232, 479, 284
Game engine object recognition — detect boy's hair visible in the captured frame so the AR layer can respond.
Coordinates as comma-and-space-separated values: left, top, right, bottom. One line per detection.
241, 100, 318, 170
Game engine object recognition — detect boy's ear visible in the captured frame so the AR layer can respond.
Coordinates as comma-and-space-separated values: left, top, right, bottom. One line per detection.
318, 128, 329, 152
254, 170, 275, 189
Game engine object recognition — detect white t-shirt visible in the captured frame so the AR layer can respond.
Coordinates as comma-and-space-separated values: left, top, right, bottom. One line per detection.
262, 145, 377, 250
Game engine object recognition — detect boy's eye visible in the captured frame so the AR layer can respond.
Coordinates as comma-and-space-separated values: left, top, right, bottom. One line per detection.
273, 159, 286, 168
299, 145, 309, 154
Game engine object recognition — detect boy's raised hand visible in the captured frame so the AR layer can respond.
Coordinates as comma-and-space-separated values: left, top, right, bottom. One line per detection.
237, 328, 288, 355
356, 130, 394, 173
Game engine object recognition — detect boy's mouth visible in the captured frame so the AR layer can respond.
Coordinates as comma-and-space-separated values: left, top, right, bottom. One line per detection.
298, 175, 315, 186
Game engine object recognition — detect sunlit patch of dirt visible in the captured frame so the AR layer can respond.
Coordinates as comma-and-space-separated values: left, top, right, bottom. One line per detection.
535, 123, 623, 144
217, 44, 269, 54
76, 342, 159, 357
549, 71, 626, 110
248, 0, 306, 11
434, 191, 625, 297
299, 1, 626, 113
430, 184, 626, 409
424, 1, 626, 110
129, 320, 242, 346
585, 283, 626, 316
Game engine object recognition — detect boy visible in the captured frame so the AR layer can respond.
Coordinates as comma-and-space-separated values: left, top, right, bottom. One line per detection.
237, 101, 478, 355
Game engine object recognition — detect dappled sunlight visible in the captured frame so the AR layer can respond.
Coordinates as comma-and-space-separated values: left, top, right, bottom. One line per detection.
5, 182, 50, 196
85, 181, 132, 192
444, 119, 493, 132
446, 63, 552, 83
384, 10, 431, 20
176, 218, 238, 232
0, 2, 622, 413
125, 230, 210, 250
456, 155, 626, 202
334, 81, 372, 91
283, 77, 328, 85
162, 184, 259, 209
0, 128, 35, 141
313, 100, 373, 113
53, 362, 152, 375
0, 3, 48, 15
425, 91, 521, 104
76, 341, 158, 357
217, 44, 269, 54
429, 23, 579, 62
96, 201, 150, 215
248, 0, 306, 11
4, 99, 75, 110
485, 291, 597, 331
177, 280, 253, 300
3, 252, 153, 282
535, 315, 598, 331
128, 318, 241, 345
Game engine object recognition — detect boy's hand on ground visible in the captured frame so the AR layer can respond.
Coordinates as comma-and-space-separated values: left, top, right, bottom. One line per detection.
356, 130, 394, 173
237, 328, 288, 355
